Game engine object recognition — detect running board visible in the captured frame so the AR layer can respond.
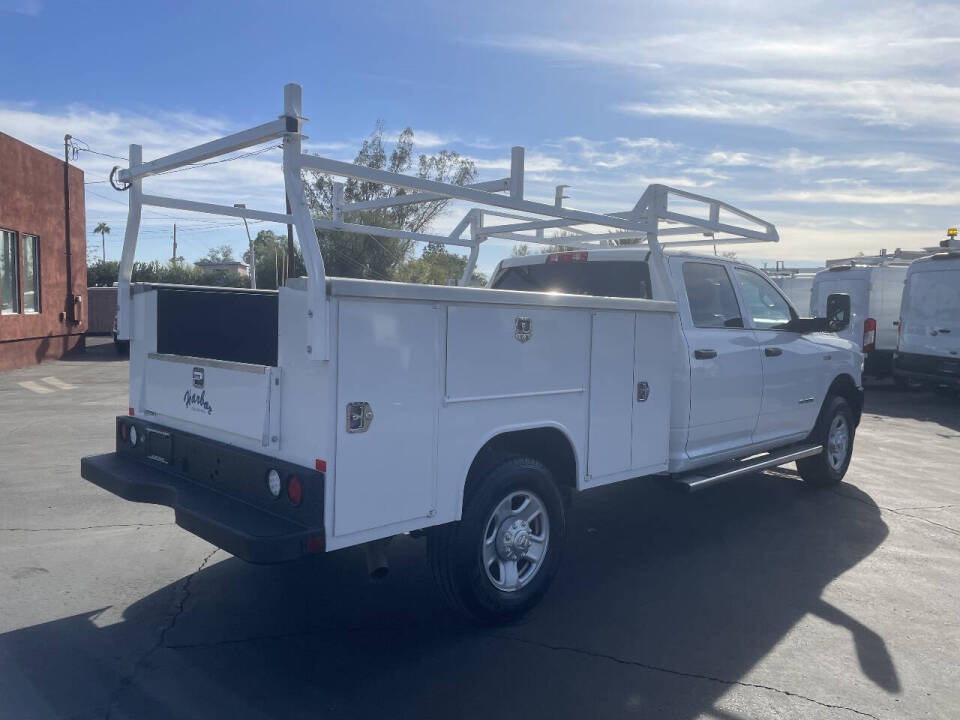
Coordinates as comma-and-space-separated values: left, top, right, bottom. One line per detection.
672, 444, 823, 492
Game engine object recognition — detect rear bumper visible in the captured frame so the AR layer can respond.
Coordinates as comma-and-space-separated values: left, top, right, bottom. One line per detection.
81, 453, 322, 563
893, 351, 960, 385
80, 418, 326, 563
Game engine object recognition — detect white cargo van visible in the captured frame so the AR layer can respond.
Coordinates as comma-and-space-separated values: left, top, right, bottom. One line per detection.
770, 272, 816, 315
80, 84, 863, 621
893, 250, 960, 389
810, 262, 909, 378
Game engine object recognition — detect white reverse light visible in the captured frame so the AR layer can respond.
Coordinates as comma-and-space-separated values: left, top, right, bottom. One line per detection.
129, 425, 138, 446
267, 469, 282, 498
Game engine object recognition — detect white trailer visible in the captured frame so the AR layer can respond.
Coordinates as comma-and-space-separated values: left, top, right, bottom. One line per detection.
81, 84, 863, 621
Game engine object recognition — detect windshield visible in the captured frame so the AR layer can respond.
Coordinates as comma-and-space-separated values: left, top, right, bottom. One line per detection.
492, 260, 652, 299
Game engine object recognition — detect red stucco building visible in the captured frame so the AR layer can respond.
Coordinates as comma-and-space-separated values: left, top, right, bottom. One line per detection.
0, 132, 87, 371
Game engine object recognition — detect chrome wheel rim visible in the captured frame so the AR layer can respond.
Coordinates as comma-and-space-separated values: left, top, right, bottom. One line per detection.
482, 490, 550, 593
826, 415, 849, 471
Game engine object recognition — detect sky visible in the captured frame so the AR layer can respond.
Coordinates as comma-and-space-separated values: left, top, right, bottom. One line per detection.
1, 0, 958, 276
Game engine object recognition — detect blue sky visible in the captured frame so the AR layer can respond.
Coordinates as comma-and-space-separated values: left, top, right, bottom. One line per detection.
2, 0, 959, 275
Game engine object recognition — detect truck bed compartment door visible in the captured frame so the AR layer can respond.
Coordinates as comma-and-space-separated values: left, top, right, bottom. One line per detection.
587, 312, 634, 479
333, 300, 441, 537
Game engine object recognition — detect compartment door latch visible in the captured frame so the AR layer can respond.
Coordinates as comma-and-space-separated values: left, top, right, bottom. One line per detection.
636, 381, 650, 402
346, 402, 374, 433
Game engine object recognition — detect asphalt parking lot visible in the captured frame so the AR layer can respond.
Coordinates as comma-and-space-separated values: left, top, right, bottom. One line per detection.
1, 342, 958, 720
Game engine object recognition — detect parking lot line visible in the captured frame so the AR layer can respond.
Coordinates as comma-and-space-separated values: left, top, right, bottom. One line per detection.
17, 381, 55, 394
41, 376, 76, 390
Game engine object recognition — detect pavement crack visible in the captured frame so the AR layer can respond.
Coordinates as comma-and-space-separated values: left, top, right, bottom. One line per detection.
890, 504, 953, 512
484, 633, 880, 720
0, 522, 173, 532
831, 489, 960, 537
103, 547, 218, 720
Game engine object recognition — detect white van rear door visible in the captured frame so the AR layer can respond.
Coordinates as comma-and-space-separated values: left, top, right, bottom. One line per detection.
901, 270, 960, 359
812, 275, 868, 347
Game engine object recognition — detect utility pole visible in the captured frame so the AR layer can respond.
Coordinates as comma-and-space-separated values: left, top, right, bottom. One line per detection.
234, 204, 256, 289
171, 224, 177, 263
63, 134, 75, 325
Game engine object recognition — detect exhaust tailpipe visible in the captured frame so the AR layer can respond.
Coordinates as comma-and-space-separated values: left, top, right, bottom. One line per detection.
364, 538, 390, 580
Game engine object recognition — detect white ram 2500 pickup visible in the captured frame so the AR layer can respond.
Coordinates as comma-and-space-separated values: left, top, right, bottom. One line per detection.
81, 84, 863, 622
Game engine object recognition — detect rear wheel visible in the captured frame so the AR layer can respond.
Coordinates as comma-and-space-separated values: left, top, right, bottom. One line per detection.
428, 456, 565, 623
797, 395, 854, 487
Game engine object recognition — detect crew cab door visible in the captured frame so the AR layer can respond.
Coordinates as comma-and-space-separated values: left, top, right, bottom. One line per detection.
732, 267, 822, 441
677, 260, 763, 460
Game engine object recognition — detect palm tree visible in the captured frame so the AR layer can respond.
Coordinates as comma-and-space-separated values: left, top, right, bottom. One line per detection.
93, 221, 110, 262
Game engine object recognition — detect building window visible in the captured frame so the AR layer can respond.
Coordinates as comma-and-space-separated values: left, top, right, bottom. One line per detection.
0, 229, 19, 314
22, 234, 40, 314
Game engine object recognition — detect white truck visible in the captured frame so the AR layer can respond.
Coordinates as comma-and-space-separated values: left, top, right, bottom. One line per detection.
893, 245, 960, 390
81, 85, 863, 622
811, 261, 909, 380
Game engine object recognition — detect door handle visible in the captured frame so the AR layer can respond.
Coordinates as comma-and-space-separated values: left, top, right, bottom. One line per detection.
765, 347, 783, 357
939, 328, 952, 334
694, 349, 717, 359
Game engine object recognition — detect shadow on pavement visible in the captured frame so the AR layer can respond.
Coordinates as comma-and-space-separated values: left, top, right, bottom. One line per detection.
863, 384, 960, 432
66, 335, 129, 363
0, 472, 895, 719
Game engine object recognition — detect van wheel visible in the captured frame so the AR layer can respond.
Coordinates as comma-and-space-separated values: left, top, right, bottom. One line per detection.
428, 456, 565, 623
797, 395, 854, 487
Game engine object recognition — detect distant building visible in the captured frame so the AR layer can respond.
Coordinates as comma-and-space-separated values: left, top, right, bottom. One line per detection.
194, 259, 249, 277
0, 132, 86, 371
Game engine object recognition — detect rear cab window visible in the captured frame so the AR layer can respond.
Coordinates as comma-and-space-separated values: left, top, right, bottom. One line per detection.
492, 259, 652, 299
681, 262, 743, 328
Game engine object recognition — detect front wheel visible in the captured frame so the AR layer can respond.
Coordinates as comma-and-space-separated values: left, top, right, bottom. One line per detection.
428, 456, 565, 623
797, 395, 855, 487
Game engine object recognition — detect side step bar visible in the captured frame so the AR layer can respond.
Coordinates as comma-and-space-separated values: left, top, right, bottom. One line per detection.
672, 444, 823, 492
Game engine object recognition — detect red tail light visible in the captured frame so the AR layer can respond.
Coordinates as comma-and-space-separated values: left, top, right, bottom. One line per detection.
546, 251, 588, 263
287, 475, 303, 505
863, 318, 877, 353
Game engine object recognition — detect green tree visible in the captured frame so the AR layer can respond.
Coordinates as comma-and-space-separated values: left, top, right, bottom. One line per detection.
93, 221, 110, 262
242, 230, 305, 289
304, 122, 476, 280
394, 242, 486, 287
204, 244, 235, 262
85, 259, 247, 288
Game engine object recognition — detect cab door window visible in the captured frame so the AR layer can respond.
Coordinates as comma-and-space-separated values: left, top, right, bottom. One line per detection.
733, 268, 793, 329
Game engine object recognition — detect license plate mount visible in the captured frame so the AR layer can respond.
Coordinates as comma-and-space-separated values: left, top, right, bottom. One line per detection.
146, 429, 173, 464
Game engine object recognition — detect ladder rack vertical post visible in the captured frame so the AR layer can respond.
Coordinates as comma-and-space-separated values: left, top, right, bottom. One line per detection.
281, 82, 328, 360
459, 209, 482, 287
117, 144, 142, 340
509, 147, 525, 200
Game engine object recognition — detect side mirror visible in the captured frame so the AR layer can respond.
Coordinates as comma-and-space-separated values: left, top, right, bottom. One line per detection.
826, 293, 851, 332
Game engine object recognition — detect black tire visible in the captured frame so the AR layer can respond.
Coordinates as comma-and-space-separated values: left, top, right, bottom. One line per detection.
114, 338, 129, 356
428, 456, 565, 623
797, 395, 855, 487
